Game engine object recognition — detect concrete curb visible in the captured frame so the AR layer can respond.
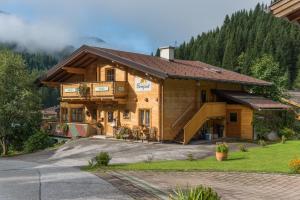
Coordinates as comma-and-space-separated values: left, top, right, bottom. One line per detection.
109, 171, 169, 200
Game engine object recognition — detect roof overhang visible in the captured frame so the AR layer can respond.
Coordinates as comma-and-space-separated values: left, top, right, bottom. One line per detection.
214, 90, 291, 110
270, 0, 300, 23
36, 45, 168, 86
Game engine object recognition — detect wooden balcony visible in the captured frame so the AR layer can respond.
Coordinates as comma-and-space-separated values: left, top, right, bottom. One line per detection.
270, 0, 300, 23
61, 81, 128, 102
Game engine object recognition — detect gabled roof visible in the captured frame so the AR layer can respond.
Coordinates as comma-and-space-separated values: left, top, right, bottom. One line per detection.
38, 45, 271, 86
215, 90, 290, 110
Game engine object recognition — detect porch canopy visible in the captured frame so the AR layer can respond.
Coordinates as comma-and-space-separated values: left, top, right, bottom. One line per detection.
214, 90, 291, 110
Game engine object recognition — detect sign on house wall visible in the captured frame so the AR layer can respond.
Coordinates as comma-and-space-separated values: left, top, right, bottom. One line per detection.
64, 88, 78, 93
95, 86, 109, 92
135, 77, 152, 92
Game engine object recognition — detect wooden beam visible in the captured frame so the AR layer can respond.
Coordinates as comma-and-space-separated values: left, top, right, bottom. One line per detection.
41, 81, 60, 88
62, 67, 86, 74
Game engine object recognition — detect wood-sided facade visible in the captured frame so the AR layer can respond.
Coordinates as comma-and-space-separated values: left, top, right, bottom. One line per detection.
39, 45, 288, 144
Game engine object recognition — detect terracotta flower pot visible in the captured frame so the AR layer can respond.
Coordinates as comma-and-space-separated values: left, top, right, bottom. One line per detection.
216, 152, 228, 161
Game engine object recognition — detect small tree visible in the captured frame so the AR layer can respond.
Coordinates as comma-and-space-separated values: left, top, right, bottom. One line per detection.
249, 54, 288, 100
0, 50, 41, 155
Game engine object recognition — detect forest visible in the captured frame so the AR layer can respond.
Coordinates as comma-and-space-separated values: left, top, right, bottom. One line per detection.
0, 42, 74, 108
174, 4, 300, 89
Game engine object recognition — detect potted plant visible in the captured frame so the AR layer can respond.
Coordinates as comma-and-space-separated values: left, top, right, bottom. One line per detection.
78, 83, 90, 97
215, 143, 229, 161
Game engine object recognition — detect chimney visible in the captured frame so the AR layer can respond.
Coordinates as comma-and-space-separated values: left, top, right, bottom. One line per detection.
159, 46, 175, 61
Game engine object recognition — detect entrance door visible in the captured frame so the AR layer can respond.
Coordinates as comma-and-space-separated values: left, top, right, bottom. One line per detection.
105, 110, 115, 136
226, 109, 241, 138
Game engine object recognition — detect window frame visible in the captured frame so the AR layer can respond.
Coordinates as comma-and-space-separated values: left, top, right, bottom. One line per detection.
61, 108, 68, 122
138, 109, 151, 128
107, 111, 114, 123
105, 68, 115, 82
71, 108, 84, 122
123, 109, 130, 120
229, 112, 238, 123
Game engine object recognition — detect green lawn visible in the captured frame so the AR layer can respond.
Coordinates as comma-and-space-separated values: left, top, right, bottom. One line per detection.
103, 141, 300, 173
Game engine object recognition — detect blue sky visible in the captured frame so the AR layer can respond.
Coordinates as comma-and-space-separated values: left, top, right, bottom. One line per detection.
0, 0, 270, 53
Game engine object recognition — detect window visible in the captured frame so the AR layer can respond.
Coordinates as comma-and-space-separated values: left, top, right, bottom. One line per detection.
61, 108, 68, 122
107, 111, 114, 123
201, 90, 207, 103
71, 108, 83, 122
92, 109, 97, 120
106, 68, 115, 82
229, 112, 238, 122
139, 109, 150, 127
123, 109, 130, 120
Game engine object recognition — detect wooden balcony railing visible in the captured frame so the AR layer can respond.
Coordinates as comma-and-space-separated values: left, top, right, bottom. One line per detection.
61, 81, 128, 100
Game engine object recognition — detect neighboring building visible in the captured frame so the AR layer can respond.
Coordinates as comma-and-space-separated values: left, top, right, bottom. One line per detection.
41, 106, 59, 121
41, 105, 60, 136
270, 0, 300, 24
37, 45, 289, 144
282, 91, 300, 120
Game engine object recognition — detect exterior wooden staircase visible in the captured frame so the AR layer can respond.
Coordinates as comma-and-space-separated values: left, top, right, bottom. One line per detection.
171, 104, 196, 144
182, 102, 226, 144
172, 102, 227, 144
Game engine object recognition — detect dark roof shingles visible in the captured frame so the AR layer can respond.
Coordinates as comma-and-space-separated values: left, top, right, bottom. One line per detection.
42, 45, 271, 86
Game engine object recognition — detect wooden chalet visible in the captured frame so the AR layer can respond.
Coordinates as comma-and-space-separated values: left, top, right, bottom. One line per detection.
37, 45, 289, 144
270, 0, 300, 23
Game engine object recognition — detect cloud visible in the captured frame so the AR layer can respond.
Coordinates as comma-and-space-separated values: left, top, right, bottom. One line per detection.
0, 0, 271, 53
0, 11, 75, 52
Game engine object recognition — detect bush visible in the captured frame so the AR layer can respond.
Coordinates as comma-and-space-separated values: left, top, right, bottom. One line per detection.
216, 143, 229, 153
288, 158, 300, 174
239, 144, 248, 152
169, 185, 220, 200
258, 139, 266, 147
279, 128, 295, 139
94, 152, 111, 167
24, 130, 55, 153
115, 126, 131, 139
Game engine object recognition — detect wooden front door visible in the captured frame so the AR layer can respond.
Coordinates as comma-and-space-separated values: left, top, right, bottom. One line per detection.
226, 109, 241, 138
105, 110, 115, 136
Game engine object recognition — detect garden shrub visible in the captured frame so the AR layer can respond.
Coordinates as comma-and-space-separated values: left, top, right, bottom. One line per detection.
24, 130, 56, 153
288, 158, 300, 174
216, 143, 229, 153
258, 139, 266, 147
169, 185, 220, 200
239, 144, 248, 152
94, 152, 111, 166
116, 126, 131, 139
279, 128, 295, 139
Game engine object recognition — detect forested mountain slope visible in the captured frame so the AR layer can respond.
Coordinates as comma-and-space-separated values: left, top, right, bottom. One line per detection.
175, 4, 300, 88
0, 42, 74, 108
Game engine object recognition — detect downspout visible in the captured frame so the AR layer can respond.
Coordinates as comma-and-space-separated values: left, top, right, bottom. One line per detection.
160, 81, 164, 142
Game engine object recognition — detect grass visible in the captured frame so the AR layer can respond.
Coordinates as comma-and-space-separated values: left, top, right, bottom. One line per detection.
86, 141, 300, 174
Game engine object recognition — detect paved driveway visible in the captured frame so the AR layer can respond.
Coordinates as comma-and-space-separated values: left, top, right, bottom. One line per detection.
0, 138, 261, 200
16, 138, 222, 167
0, 159, 132, 200
0, 138, 219, 200
119, 171, 300, 200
